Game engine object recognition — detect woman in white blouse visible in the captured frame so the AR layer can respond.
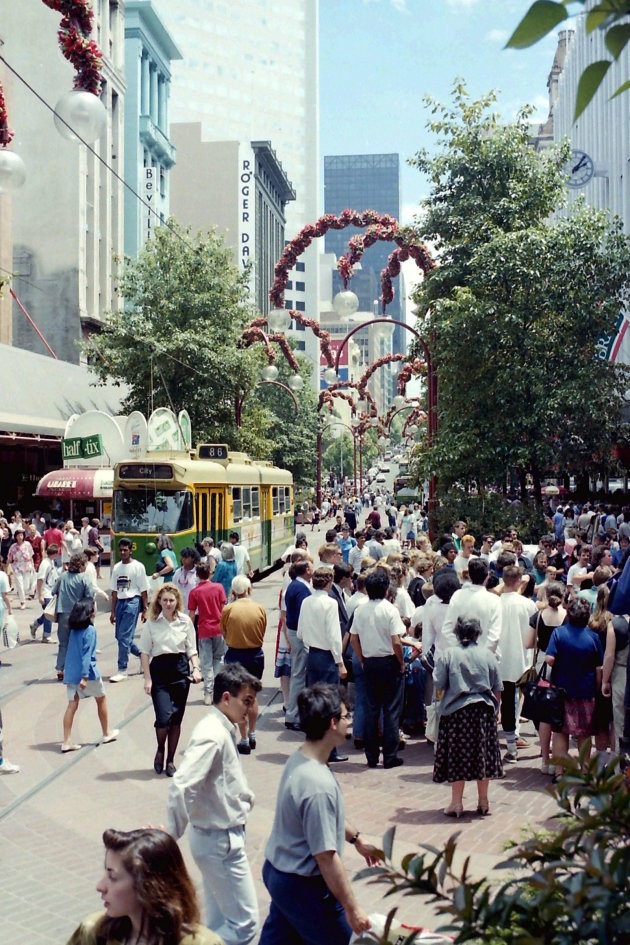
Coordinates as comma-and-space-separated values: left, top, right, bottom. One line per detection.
140, 583, 201, 777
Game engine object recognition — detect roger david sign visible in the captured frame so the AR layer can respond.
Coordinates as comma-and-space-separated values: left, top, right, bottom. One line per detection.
62, 434, 104, 461
239, 145, 256, 294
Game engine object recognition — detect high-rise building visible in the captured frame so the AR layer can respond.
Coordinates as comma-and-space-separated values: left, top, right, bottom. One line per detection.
324, 153, 403, 402
1, 0, 125, 363
153, 0, 320, 377
123, 0, 182, 259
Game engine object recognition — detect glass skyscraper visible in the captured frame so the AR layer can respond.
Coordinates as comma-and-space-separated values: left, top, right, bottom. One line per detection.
324, 153, 404, 359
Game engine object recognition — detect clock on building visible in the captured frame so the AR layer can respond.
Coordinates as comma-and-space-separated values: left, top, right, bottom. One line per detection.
565, 149, 595, 188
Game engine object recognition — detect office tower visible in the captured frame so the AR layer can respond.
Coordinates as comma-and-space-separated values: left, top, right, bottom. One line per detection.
153, 0, 320, 374
324, 153, 404, 401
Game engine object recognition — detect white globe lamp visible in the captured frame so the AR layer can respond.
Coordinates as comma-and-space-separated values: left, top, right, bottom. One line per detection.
322, 367, 338, 384
392, 395, 405, 409
267, 308, 292, 332
54, 90, 107, 144
288, 374, 304, 391
261, 364, 279, 382
0, 149, 26, 194
332, 289, 359, 321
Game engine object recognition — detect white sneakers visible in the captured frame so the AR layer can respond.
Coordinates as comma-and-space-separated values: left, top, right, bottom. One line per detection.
103, 729, 120, 744
110, 672, 128, 683
0, 759, 20, 774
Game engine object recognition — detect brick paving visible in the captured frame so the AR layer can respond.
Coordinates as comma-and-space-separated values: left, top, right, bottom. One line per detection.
0, 525, 561, 944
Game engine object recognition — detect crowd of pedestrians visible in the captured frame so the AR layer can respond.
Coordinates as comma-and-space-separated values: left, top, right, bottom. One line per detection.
2, 490, 630, 945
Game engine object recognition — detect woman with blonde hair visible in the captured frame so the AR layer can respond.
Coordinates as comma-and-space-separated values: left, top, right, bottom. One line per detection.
66, 827, 222, 945
140, 583, 201, 777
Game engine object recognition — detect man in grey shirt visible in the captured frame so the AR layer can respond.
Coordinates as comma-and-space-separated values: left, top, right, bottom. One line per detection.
259, 683, 381, 945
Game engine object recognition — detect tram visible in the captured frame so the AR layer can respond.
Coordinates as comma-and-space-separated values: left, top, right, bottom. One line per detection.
112, 444, 293, 574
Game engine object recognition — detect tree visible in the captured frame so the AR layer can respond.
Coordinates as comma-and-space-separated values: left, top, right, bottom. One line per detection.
507, 1, 630, 120
355, 755, 630, 944
411, 84, 630, 506
323, 432, 354, 481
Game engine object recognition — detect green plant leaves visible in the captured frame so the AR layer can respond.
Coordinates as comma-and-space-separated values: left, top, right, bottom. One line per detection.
505, 1, 569, 49
574, 59, 612, 120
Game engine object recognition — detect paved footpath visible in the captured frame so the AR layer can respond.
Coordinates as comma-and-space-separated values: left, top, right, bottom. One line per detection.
0, 526, 561, 945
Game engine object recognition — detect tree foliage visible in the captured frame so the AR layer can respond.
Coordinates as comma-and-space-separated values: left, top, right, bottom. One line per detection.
507, 1, 630, 120
82, 221, 318, 479
410, 84, 630, 506
355, 754, 630, 944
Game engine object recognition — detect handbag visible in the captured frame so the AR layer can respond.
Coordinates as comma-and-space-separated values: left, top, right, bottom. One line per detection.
342, 633, 354, 682
43, 595, 57, 621
2, 614, 19, 649
516, 613, 540, 690
521, 662, 566, 729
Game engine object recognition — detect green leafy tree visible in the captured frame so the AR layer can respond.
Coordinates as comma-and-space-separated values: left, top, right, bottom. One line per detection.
508, 1, 630, 120
255, 354, 319, 487
411, 85, 630, 507
84, 221, 274, 460
323, 431, 355, 481
355, 755, 630, 944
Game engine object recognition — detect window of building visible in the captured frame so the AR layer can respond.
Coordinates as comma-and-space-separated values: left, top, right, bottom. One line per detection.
285, 300, 292, 309
295, 301, 306, 311
286, 280, 293, 290
295, 281, 305, 292
296, 262, 305, 272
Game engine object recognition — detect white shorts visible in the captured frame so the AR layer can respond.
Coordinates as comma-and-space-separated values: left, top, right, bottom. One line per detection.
66, 678, 105, 701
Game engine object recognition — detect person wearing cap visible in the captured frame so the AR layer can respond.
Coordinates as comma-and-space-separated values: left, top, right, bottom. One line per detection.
336, 525, 356, 565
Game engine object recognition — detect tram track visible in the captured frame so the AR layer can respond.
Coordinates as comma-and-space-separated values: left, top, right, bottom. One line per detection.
0, 679, 283, 824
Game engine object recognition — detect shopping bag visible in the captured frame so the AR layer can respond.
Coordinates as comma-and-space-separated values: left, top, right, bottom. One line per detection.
43, 595, 57, 621
350, 913, 453, 944
2, 614, 19, 649
521, 663, 565, 729
425, 702, 437, 743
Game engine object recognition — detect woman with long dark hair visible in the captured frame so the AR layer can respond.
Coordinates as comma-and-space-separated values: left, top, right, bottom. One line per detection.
66, 827, 222, 945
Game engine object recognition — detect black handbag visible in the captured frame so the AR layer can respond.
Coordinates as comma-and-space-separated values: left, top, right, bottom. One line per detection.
521, 662, 566, 729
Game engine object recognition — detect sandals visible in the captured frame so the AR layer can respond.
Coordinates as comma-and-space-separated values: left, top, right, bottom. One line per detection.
476, 803, 490, 816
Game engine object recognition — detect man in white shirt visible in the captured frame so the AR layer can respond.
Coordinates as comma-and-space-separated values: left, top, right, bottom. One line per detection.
453, 534, 476, 582
167, 665, 261, 945
79, 516, 91, 550
441, 558, 501, 653
348, 530, 370, 576
31, 543, 59, 642
109, 539, 149, 682
351, 569, 405, 769
498, 566, 538, 762
229, 531, 253, 578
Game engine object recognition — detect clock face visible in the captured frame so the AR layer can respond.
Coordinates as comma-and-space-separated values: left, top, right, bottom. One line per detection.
566, 148, 594, 188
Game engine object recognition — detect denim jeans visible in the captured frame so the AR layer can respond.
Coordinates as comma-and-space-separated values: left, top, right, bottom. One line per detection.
285, 628, 307, 725
189, 825, 258, 945
56, 613, 70, 672
259, 860, 352, 945
114, 596, 142, 671
198, 635, 226, 700
33, 600, 52, 637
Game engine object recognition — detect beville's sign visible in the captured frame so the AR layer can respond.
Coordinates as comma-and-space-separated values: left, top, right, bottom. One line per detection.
62, 434, 104, 461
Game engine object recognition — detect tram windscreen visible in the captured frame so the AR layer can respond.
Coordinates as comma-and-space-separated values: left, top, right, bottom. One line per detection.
113, 488, 194, 534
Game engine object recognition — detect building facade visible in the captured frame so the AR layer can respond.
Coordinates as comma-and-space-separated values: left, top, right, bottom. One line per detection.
1, 0, 125, 362
541, 24, 630, 364
123, 0, 181, 259
169, 125, 295, 315
324, 153, 403, 404
153, 0, 320, 380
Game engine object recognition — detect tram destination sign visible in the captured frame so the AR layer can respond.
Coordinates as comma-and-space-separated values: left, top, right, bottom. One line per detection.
197, 444, 228, 460
118, 463, 174, 480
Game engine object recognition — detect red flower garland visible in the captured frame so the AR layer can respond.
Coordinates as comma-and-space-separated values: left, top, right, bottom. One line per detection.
42, 0, 104, 94
0, 84, 14, 147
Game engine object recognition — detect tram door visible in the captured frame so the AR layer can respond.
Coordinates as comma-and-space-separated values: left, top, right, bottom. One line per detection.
196, 489, 225, 543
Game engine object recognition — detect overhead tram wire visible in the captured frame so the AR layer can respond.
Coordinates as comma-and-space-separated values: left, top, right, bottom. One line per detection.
0, 54, 194, 252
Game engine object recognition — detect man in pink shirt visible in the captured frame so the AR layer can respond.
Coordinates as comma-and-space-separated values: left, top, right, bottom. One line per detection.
188, 562, 227, 706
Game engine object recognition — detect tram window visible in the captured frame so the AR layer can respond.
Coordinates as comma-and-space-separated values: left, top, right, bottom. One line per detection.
233, 487, 242, 523
279, 489, 285, 514
251, 487, 260, 518
272, 487, 279, 515
284, 487, 292, 512
113, 489, 193, 533
242, 487, 252, 520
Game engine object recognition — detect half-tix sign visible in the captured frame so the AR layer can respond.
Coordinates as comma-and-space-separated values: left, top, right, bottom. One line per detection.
62, 433, 104, 461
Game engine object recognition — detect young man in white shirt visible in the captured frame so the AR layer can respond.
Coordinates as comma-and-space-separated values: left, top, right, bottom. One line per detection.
498, 565, 538, 762
167, 664, 262, 945
229, 531, 253, 579
31, 543, 59, 642
109, 539, 149, 682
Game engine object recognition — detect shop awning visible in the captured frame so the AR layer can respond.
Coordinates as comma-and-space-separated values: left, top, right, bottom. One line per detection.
36, 468, 114, 500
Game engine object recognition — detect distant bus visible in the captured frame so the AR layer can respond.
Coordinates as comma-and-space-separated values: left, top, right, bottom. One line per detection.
112, 445, 293, 574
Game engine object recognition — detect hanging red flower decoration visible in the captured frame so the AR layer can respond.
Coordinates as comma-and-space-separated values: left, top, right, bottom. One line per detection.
0, 84, 14, 147
42, 0, 104, 94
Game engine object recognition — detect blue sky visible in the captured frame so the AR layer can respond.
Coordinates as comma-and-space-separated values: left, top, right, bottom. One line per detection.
319, 0, 563, 223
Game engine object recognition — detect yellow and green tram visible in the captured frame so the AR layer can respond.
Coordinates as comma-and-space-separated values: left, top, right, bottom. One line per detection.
111, 445, 293, 574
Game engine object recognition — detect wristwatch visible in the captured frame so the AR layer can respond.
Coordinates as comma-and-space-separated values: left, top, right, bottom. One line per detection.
349, 831, 361, 845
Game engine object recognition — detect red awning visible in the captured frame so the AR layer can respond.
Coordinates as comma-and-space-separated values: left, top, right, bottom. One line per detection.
36, 468, 114, 500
